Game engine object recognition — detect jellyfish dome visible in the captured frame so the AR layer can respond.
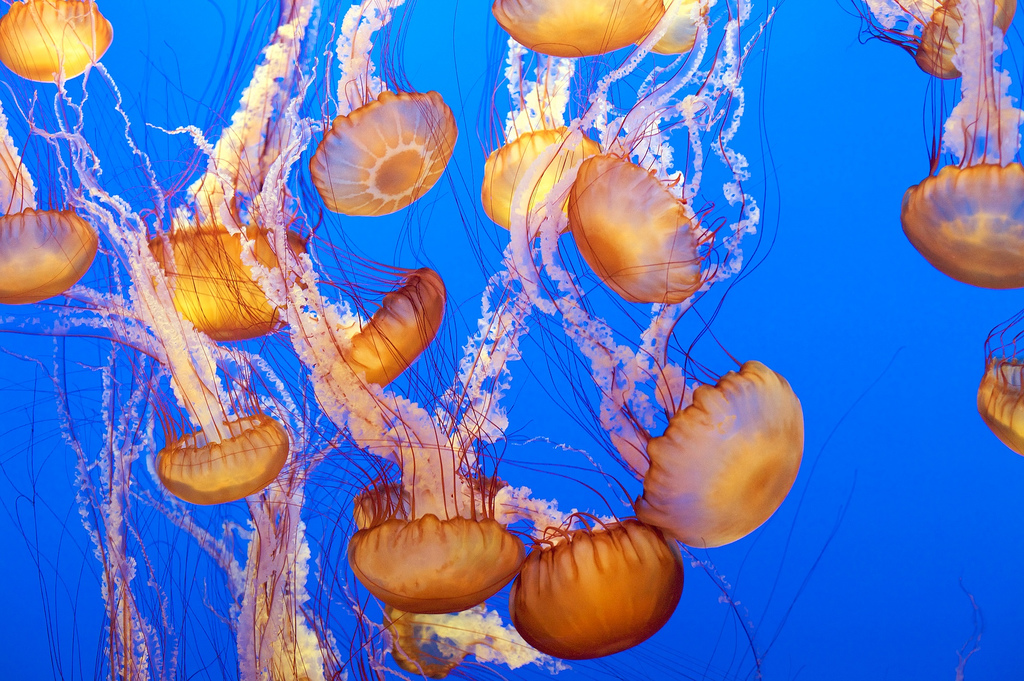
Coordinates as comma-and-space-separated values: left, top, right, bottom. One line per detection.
0, 0, 113, 82
492, 0, 666, 57
644, 0, 705, 55
901, 163, 1024, 289
568, 153, 702, 304
157, 413, 290, 506
509, 519, 683, 659
0, 208, 98, 304
149, 222, 306, 341
636, 361, 804, 548
348, 494, 525, 614
345, 268, 446, 387
481, 127, 600, 230
309, 90, 457, 217
978, 357, 1024, 455
914, 0, 1015, 79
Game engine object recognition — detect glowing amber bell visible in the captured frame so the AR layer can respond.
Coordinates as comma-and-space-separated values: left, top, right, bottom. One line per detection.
0, 0, 114, 81
0, 208, 98, 304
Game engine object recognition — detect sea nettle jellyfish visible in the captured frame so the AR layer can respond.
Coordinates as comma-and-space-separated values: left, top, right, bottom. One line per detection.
0, 0, 113, 82
492, 0, 666, 57
636, 361, 804, 548
509, 518, 684, 659
977, 311, 1024, 455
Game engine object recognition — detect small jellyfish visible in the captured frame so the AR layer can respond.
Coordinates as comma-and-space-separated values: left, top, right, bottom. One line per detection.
636, 361, 804, 548
568, 153, 701, 304
481, 127, 600, 230
348, 485, 526, 614
0, 208, 98, 304
384, 606, 470, 679
309, 90, 457, 217
977, 357, 1024, 455
508, 519, 683, 660
642, 0, 705, 55
157, 413, 290, 506
492, 0, 666, 58
913, 0, 1014, 79
0, 0, 113, 82
149, 222, 306, 341
344, 268, 446, 387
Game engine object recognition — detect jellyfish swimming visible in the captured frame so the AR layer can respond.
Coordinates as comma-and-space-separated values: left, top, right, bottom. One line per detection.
0, 0, 113, 82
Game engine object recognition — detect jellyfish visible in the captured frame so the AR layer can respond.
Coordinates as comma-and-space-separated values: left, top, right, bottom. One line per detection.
635, 361, 804, 548
899, 0, 1024, 288
149, 221, 307, 341
642, 0, 706, 55
491, 0, 666, 57
481, 127, 600, 230
568, 153, 703, 304
509, 518, 683, 659
343, 267, 446, 387
977, 357, 1024, 455
0, 0, 113, 82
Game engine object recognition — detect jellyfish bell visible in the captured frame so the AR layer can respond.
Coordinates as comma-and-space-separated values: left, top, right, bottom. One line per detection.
977, 357, 1024, 455
157, 413, 290, 506
492, 0, 666, 58
148, 221, 307, 341
568, 153, 702, 304
901, 163, 1024, 289
0, 0, 113, 82
481, 127, 600, 231
508, 518, 683, 660
0, 207, 98, 304
642, 0, 705, 55
636, 360, 804, 548
347, 483, 526, 615
309, 90, 457, 217
384, 606, 468, 679
914, 0, 1015, 79
344, 267, 446, 387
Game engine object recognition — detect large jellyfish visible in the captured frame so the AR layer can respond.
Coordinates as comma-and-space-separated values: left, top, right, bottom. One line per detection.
0, 0, 113, 82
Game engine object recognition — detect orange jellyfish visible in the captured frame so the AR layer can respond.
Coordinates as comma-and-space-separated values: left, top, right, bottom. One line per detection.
978, 357, 1024, 455
636, 361, 804, 548
568, 153, 702, 304
481, 127, 600, 230
509, 518, 683, 659
148, 221, 306, 342
157, 413, 290, 506
348, 481, 526, 614
900, 0, 1024, 288
344, 268, 446, 387
0, 0, 113, 82
384, 606, 470, 678
309, 90, 457, 217
642, 0, 706, 55
0, 207, 98, 304
492, 0, 666, 58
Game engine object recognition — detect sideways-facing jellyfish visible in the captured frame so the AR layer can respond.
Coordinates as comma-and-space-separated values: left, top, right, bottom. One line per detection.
309, 0, 457, 216
978, 311, 1024, 455
0, 0, 113, 82
898, 0, 1024, 287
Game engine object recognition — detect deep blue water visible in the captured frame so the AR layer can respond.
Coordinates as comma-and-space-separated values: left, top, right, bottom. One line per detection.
0, 0, 1022, 679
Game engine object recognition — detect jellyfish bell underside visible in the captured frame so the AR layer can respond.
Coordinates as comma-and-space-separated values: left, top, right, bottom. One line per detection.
645, 0, 704, 55
568, 153, 701, 304
384, 606, 469, 679
492, 0, 666, 57
481, 127, 600, 230
348, 510, 526, 615
309, 90, 457, 217
901, 163, 1024, 289
636, 360, 804, 548
0, 207, 98, 304
0, 0, 113, 82
978, 358, 1024, 455
157, 413, 290, 506
913, 0, 1016, 79
509, 519, 683, 660
344, 267, 446, 387
149, 224, 306, 341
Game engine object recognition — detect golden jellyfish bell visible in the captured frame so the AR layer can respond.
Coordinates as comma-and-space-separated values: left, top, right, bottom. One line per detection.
914, 0, 1016, 79
0, 207, 98, 304
344, 268, 446, 387
901, 164, 1024, 289
157, 414, 290, 506
0, 0, 113, 82
348, 506, 526, 614
509, 519, 683, 660
384, 607, 469, 679
636, 361, 804, 548
481, 127, 600, 230
309, 91, 457, 217
643, 0, 705, 55
978, 358, 1024, 455
492, 0, 666, 58
568, 153, 701, 304
149, 224, 306, 341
